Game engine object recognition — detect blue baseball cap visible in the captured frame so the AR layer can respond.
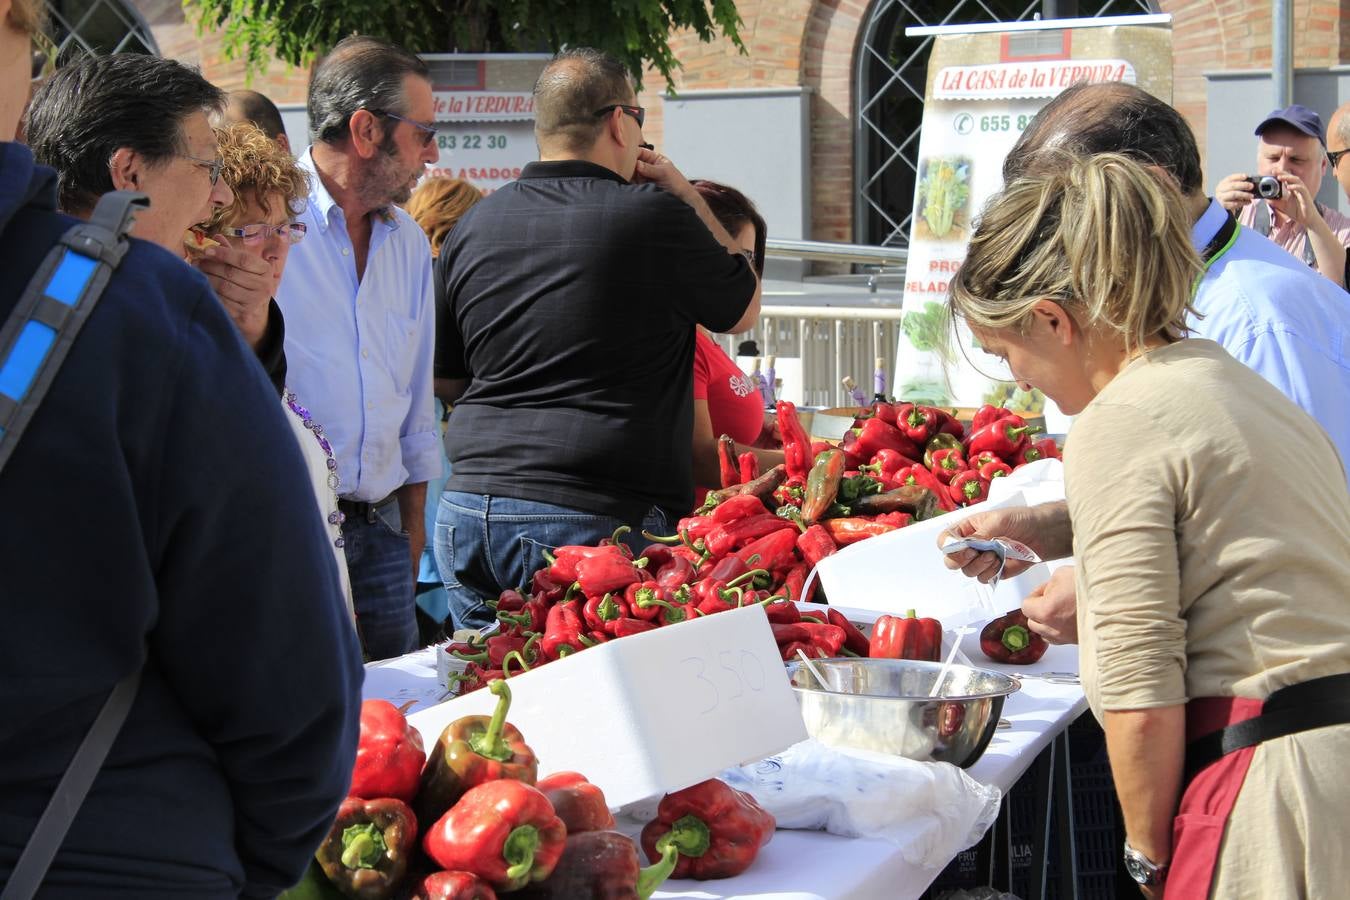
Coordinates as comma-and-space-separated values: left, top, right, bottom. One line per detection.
1255, 104, 1327, 147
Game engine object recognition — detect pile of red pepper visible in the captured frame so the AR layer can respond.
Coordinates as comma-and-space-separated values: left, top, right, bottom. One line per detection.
287, 682, 776, 899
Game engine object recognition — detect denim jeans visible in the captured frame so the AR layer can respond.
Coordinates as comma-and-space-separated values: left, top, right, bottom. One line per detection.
341, 500, 419, 661
435, 492, 672, 632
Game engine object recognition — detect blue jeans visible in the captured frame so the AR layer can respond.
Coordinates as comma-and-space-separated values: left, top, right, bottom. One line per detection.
435, 492, 672, 632
342, 500, 419, 660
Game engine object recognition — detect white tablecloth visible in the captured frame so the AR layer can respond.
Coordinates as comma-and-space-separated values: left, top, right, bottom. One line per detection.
363, 626, 1087, 900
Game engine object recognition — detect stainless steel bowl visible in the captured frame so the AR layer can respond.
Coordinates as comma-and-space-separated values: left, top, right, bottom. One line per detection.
786, 658, 1020, 768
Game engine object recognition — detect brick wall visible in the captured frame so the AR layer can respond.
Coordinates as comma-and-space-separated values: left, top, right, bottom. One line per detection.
134, 0, 1350, 245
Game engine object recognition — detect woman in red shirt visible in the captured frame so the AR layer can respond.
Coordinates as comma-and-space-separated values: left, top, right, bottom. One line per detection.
690, 180, 784, 504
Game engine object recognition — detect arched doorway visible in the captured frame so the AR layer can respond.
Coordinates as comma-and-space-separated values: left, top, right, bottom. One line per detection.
853, 0, 1158, 247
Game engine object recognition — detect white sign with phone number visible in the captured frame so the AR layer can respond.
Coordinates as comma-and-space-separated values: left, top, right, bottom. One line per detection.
428, 120, 536, 194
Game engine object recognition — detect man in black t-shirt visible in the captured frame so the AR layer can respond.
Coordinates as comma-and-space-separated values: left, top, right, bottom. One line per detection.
433, 47, 760, 631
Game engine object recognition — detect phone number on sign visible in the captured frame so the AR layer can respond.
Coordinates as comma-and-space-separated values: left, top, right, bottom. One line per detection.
436, 134, 509, 150
978, 114, 1034, 133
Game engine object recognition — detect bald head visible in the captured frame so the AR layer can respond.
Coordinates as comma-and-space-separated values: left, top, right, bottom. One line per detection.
532, 48, 633, 154
222, 89, 289, 151
1327, 101, 1350, 201
1004, 81, 1203, 198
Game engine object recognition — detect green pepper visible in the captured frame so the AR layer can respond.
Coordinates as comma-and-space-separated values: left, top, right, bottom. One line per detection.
801, 448, 845, 525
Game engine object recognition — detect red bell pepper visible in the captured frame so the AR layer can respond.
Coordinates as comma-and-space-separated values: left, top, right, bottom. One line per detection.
1016, 436, 1061, 466
949, 469, 991, 506
781, 563, 816, 603
410, 871, 499, 900
870, 401, 899, 424
636, 543, 673, 571
530, 569, 567, 605
704, 514, 793, 558
654, 555, 696, 594
542, 600, 587, 660
851, 416, 922, 463
738, 451, 760, 485
315, 797, 419, 900
717, 434, 740, 489
795, 524, 838, 568
612, 617, 658, 637
773, 621, 846, 657
971, 449, 1002, 468
544, 543, 628, 585
625, 581, 681, 623
979, 609, 1049, 664
826, 608, 871, 657
979, 459, 1013, 480
573, 553, 642, 598
923, 433, 963, 469
898, 404, 939, 444
933, 408, 965, 439
423, 779, 567, 892
710, 493, 769, 524
639, 779, 775, 880
535, 771, 616, 835
733, 527, 799, 571
773, 475, 805, 509
583, 592, 629, 636
348, 699, 427, 805
965, 416, 1042, 460
486, 632, 539, 670
759, 594, 802, 624
775, 401, 812, 481
869, 609, 942, 661
418, 679, 539, 823
779, 639, 825, 660
513, 831, 679, 900
929, 448, 968, 485
970, 403, 1013, 434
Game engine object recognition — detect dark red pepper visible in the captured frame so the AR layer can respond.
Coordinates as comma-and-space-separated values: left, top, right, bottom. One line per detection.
949, 469, 991, 506
640, 779, 775, 880
826, 608, 871, 657
655, 555, 697, 594
535, 771, 616, 834
869, 609, 942, 661
513, 830, 678, 900
979, 608, 1049, 664
636, 543, 674, 571
717, 434, 740, 489
315, 797, 419, 900
410, 871, 499, 900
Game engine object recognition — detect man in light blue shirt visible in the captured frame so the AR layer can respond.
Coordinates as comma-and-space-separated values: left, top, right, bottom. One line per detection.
277, 36, 442, 659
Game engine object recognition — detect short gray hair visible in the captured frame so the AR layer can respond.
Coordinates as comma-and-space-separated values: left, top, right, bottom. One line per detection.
533, 48, 633, 153
308, 35, 430, 145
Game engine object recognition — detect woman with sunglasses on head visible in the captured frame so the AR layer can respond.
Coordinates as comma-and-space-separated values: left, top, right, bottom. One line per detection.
688, 180, 784, 504
202, 122, 354, 617
949, 150, 1350, 898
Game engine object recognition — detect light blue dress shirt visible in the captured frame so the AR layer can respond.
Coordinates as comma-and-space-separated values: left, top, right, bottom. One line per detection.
276, 148, 440, 501
1191, 198, 1350, 475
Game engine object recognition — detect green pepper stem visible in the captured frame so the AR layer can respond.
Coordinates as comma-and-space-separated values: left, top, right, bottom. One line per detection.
497, 611, 531, 627
520, 632, 540, 663
906, 608, 918, 619
503, 824, 540, 882
609, 525, 632, 546
540, 548, 557, 566
1001, 624, 1032, 652
656, 814, 712, 859
468, 679, 516, 762
727, 568, 769, 588
502, 650, 532, 676
339, 822, 387, 869
452, 649, 489, 664
578, 634, 599, 647
641, 529, 682, 544
743, 553, 761, 566
636, 841, 681, 900
563, 581, 582, 603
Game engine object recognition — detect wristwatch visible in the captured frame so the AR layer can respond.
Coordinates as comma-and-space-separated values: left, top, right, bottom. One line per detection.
1123, 840, 1168, 885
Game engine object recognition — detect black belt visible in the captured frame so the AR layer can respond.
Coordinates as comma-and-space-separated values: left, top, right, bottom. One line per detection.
337, 494, 398, 523
1185, 672, 1350, 782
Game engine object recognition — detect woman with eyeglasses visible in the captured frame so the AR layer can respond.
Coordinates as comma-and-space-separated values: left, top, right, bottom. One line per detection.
949, 151, 1350, 898
202, 121, 354, 617
688, 180, 783, 504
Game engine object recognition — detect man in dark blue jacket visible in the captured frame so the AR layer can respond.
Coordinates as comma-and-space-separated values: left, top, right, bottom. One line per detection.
0, 1, 363, 896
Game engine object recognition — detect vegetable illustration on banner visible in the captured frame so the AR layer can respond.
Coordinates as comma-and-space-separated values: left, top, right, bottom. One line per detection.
895, 20, 1173, 411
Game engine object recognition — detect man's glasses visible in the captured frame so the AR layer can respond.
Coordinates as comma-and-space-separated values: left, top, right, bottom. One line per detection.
1329, 148, 1350, 168
219, 222, 308, 246
181, 153, 224, 186
371, 109, 438, 147
594, 104, 645, 129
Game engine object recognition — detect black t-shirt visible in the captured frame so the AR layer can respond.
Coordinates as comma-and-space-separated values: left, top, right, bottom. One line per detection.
436, 160, 757, 522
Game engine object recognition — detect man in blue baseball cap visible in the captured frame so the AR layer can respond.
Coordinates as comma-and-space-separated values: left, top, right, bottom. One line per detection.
1217, 103, 1350, 287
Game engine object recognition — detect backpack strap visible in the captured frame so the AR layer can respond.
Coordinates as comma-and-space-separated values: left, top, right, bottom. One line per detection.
0, 190, 147, 474
0, 191, 147, 900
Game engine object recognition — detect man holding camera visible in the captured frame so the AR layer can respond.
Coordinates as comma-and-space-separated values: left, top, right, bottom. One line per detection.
1217, 104, 1350, 288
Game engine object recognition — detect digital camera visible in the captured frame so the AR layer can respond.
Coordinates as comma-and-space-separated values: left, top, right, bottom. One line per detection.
1255, 175, 1283, 200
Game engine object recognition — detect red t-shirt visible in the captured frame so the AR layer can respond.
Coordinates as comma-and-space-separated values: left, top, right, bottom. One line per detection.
693, 331, 765, 501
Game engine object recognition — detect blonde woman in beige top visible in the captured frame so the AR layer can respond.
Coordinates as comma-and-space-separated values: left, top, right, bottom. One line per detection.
944, 151, 1350, 898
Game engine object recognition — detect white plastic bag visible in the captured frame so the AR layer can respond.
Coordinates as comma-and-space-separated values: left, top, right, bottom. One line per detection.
720, 739, 1001, 868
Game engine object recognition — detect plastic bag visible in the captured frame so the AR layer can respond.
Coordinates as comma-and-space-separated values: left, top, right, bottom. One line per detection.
720, 739, 1001, 868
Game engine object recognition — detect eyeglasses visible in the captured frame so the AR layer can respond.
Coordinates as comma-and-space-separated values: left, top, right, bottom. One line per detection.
1329, 148, 1350, 168
594, 104, 645, 129
181, 153, 224, 185
219, 222, 308, 246
370, 109, 438, 147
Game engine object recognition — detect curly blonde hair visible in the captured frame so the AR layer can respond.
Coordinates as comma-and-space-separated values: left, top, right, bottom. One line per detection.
949, 151, 1202, 354
405, 177, 483, 257
205, 122, 310, 232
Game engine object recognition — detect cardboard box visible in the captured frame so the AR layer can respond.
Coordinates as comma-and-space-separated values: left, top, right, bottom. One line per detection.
408, 604, 808, 808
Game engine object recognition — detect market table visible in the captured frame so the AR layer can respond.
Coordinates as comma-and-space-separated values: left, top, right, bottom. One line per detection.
363, 632, 1087, 900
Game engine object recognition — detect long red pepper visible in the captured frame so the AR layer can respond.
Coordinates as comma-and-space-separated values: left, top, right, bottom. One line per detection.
775, 401, 812, 480
717, 435, 740, 489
